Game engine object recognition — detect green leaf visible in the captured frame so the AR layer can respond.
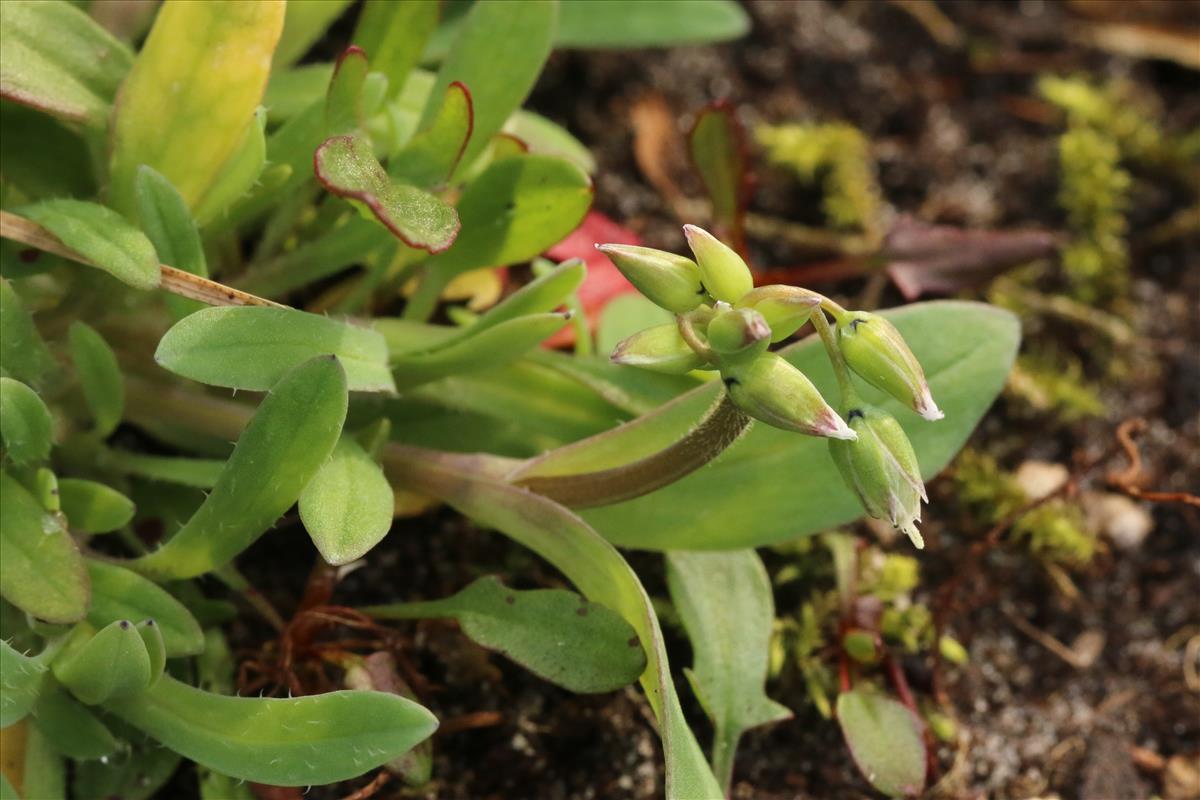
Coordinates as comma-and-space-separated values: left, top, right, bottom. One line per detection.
689, 101, 750, 251
133, 166, 208, 319
106, 450, 223, 489
0, 774, 15, 800
68, 322, 124, 437
32, 682, 120, 761
556, 0, 750, 48
504, 110, 596, 173
192, 106, 268, 227
53, 620, 152, 705
154, 306, 396, 394
369, 576, 646, 693
581, 302, 1020, 549
108, 676, 438, 786
58, 479, 134, 534
72, 721, 180, 800
597, 293, 676, 356
299, 438, 394, 565
0, 471, 89, 623
276, 0, 354, 67
0, 279, 55, 384
837, 688, 927, 797
666, 550, 791, 791
19, 200, 159, 290
422, 0, 555, 176
0, 103, 95, 200
0, 0, 133, 126
325, 46, 369, 135
108, 0, 285, 215
315, 134, 461, 253
389, 81, 474, 188
21, 723, 65, 800
0, 377, 52, 465
130, 356, 348, 580
352, 0, 437, 99
0, 637, 47, 726
86, 559, 204, 656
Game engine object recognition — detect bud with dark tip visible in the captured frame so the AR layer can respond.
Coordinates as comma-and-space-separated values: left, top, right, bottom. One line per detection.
828, 405, 927, 549
836, 311, 943, 421
612, 323, 707, 374
706, 303, 771, 363
682, 224, 753, 304
723, 352, 856, 440
595, 243, 707, 313
736, 285, 823, 342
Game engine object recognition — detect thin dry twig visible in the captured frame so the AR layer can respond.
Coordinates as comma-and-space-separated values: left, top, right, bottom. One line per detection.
337, 770, 392, 800
1107, 418, 1200, 507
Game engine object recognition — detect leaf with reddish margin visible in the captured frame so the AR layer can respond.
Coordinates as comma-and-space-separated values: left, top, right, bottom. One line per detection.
314, 134, 460, 254
688, 101, 753, 256
389, 81, 474, 188
837, 688, 927, 797
325, 45, 369, 136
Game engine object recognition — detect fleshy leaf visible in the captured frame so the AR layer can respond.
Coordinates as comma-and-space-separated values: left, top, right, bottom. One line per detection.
58, 479, 134, 534
0, 279, 55, 385
105, 451, 223, 489
0, 637, 46, 726
69, 322, 124, 437
299, 437, 394, 565
389, 81, 474, 187
314, 134, 460, 253
32, 682, 120, 760
86, 559, 204, 657
19, 200, 159, 290
52, 620, 152, 705
129, 356, 348, 580
352, 0, 436, 99
155, 306, 396, 394
108, 676, 438, 787
555, 0, 750, 48
688, 101, 751, 254
837, 688, 927, 798
0, 377, 52, 464
368, 575, 646, 693
276, 0, 354, 67
325, 46, 369, 135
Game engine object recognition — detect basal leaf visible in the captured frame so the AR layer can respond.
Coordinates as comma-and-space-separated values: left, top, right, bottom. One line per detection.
581, 302, 1020, 549
352, 0, 437, 100
0, 637, 46, 727
504, 110, 597, 174
666, 550, 791, 791
325, 46, 369, 136
689, 101, 750, 252
389, 81, 474, 188
32, 682, 119, 761
19, 200, 159, 290
0, 471, 89, 624
556, 0, 750, 48
276, 0, 354, 67
72, 721, 179, 800
133, 166, 208, 319
155, 306, 396, 394
315, 134, 460, 253
58, 479, 134, 534
0, 279, 55, 385
0, 0, 133, 126
106, 451, 223, 489
68, 322, 124, 437
108, 676, 438, 786
108, 0, 285, 215
837, 688, 927, 797
192, 107, 268, 227
369, 576, 646, 693
0, 377, 52, 465
299, 437, 394, 565
20, 720, 65, 800
86, 559, 204, 656
0, 103, 95, 200
130, 356, 348, 580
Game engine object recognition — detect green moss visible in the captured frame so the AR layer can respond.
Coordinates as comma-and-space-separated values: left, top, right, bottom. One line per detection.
1009, 353, 1105, 421
1012, 501, 1095, 567
1038, 76, 1165, 165
1057, 126, 1131, 303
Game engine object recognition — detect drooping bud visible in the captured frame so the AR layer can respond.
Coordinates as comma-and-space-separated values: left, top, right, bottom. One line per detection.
612, 323, 708, 374
723, 352, 856, 440
828, 405, 928, 549
595, 243, 706, 313
736, 285, 823, 342
706, 303, 771, 363
682, 224, 754, 304
836, 311, 943, 421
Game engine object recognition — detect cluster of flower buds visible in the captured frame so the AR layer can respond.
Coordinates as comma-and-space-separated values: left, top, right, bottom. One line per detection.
597, 225, 943, 550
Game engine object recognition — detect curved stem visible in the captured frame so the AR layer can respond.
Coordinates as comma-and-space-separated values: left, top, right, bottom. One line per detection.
810, 308, 858, 406
676, 312, 716, 364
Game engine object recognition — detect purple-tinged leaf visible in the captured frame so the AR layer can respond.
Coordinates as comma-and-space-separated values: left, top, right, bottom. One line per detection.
389, 81, 474, 188
688, 101, 753, 256
325, 45, 368, 136
837, 688, 927, 798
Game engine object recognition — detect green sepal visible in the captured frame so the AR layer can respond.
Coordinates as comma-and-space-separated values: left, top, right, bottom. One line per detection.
611, 323, 707, 374
723, 352, 853, 439
596, 243, 706, 313
682, 224, 752, 303
837, 311, 943, 421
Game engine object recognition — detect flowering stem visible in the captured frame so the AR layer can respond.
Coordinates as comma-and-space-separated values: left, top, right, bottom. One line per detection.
810, 308, 858, 406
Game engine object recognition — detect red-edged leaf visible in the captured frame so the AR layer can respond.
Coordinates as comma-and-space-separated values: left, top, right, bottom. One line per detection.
389, 81, 475, 188
314, 134, 460, 254
837, 688, 927, 797
326, 45, 369, 135
543, 211, 640, 347
688, 100, 753, 256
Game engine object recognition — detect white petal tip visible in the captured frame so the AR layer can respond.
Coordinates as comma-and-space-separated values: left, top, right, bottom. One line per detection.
824, 416, 859, 441
901, 524, 925, 550
917, 389, 944, 421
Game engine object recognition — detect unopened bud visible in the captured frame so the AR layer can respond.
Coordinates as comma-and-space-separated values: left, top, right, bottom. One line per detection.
595, 243, 706, 313
836, 312, 943, 421
682, 224, 753, 303
828, 405, 928, 549
707, 304, 771, 362
612, 323, 707, 374
736, 285, 822, 342
723, 352, 856, 440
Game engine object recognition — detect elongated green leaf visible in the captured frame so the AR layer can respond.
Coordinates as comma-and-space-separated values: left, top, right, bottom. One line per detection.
0, 774, 14, 800
422, 0, 555, 175
0, 377, 52, 464
130, 356, 348, 580
108, 0, 285, 215
838, 688, 927, 797
389, 82, 474, 188
0, 471, 88, 623
53, 619, 152, 705
192, 107, 268, 227
666, 550, 791, 791
155, 306, 396, 394
0, 637, 46, 726
581, 302, 1020, 549
0, 279, 54, 384
263, 63, 333, 124
19, 201, 159, 290
33, 682, 119, 760
299, 438, 393, 565
689, 101, 749, 252
369, 576, 646, 693
133, 166, 208, 319
557, 0, 749, 48
382, 456, 723, 798
353, 0, 436, 99
73, 721, 180, 800
86, 559, 203, 656
0, 103, 95, 199
325, 46, 369, 136
58, 479, 134, 534
108, 676, 437, 786
0, 0, 133, 125
69, 322, 123, 437
21, 722, 65, 800
276, 0, 353, 67
504, 110, 596, 173
106, 450, 223, 489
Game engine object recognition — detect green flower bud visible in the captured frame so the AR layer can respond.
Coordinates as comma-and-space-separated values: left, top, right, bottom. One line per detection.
724, 352, 856, 440
707, 303, 771, 362
836, 311, 943, 421
828, 405, 928, 549
611, 323, 708, 374
683, 224, 754, 303
736, 285, 822, 342
595, 243, 706, 313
